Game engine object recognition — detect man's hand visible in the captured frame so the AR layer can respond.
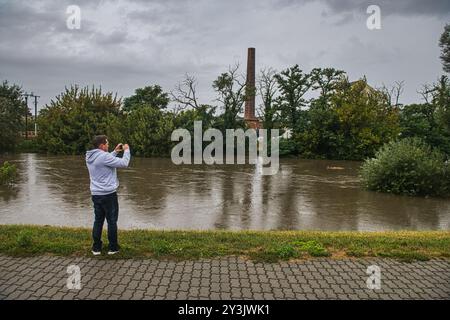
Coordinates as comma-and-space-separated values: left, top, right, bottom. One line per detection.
123, 144, 130, 151
114, 143, 123, 152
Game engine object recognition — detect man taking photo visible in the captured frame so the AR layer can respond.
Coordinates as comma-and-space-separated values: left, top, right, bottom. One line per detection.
86, 135, 131, 256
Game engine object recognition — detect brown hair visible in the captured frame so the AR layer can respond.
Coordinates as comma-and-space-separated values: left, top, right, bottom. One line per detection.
92, 135, 108, 148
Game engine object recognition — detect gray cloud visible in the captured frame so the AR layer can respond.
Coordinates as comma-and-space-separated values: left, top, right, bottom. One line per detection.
276, 0, 450, 16
94, 30, 130, 46
0, 0, 448, 109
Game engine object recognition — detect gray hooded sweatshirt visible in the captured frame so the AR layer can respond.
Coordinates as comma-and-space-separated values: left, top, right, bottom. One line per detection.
85, 149, 131, 195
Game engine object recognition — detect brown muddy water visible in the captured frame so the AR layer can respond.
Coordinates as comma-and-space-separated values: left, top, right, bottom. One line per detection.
0, 153, 449, 231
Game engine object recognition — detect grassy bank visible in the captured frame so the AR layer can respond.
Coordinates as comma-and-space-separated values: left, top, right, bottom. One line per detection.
0, 225, 449, 262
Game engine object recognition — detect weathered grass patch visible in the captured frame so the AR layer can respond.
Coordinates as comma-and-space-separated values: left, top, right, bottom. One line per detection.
0, 225, 449, 262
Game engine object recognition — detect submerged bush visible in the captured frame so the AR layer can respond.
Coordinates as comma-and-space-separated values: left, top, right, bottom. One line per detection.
0, 161, 17, 185
361, 138, 450, 197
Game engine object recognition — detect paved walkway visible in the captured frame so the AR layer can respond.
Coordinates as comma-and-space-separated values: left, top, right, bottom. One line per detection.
0, 255, 449, 300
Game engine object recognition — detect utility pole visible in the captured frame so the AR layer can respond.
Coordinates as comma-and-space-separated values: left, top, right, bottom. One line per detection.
21, 92, 39, 139
31, 92, 40, 136
23, 93, 29, 140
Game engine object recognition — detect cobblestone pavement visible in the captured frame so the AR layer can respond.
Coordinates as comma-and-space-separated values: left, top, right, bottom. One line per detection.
0, 255, 449, 300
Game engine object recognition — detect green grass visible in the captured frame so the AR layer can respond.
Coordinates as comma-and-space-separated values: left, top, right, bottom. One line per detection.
0, 225, 449, 262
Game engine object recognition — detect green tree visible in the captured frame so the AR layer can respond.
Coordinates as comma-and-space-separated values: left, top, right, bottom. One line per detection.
0, 81, 27, 151
296, 101, 340, 159
330, 78, 400, 160
123, 85, 170, 112
274, 65, 311, 131
295, 68, 345, 158
433, 75, 450, 134
400, 103, 437, 139
173, 105, 216, 131
257, 68, 279, 131
310, 67, 345, 98
296, 77, 400, 160
402, 76, 450, 156
37, 86, 124, 154
212, 65, 247, 131
126, 106, 175, 157
439, 24, 450, 73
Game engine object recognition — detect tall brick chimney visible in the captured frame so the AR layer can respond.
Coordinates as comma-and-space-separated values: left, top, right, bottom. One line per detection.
244, 48, 256, 121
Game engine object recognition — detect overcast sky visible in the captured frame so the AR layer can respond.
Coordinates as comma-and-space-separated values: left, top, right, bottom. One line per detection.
0, 0, 449, 111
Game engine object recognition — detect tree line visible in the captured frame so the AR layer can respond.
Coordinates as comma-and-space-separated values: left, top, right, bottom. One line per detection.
1, 69, 448, 161
1, 25, 449, 162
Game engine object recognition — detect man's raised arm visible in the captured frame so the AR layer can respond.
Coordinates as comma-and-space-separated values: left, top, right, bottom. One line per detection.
104, 146, 131, 168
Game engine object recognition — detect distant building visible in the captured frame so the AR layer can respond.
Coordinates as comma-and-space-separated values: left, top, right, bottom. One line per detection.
20, 131, 38, 139
349, 77, 378, 96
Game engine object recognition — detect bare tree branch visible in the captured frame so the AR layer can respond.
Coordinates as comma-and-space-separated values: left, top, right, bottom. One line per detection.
418, 84, 435, 104
380, 80, 405, 106
171, 74, 201, 110
257, 67, 279, 125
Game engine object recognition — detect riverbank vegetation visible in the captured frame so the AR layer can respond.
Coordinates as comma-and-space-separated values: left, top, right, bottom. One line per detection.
361, 138, 450, 197
4, 70, 449, 161
0, 162, 17, 185
0, 225, 449, 262
0, 81, 28, 152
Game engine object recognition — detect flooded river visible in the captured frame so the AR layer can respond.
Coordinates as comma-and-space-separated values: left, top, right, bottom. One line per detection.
0, 153, 449, 231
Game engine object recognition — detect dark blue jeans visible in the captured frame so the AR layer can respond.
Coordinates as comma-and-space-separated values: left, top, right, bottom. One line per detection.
92, 192, 119, 252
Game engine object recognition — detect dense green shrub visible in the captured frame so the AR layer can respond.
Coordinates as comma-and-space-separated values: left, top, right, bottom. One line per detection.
400, 76, 450, 157
0, 81, 27, 152
400, 103, 445, 151
37, 86, 124, 154
298, 78, 400, 160
15, 139, 40, 153
35, 85, 218, 157
361, 138, 450, 197
0, 161, 17, 185
271, 67, 400, 160
279, 138, 298, 156
123, 85, 170, 112
126, 106, 175, 157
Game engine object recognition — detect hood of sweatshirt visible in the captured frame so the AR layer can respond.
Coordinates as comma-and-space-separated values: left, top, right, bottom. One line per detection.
86, 149, 103, 164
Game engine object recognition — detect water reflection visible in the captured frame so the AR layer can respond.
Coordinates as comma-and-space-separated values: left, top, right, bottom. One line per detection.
0, 153, 449, 231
